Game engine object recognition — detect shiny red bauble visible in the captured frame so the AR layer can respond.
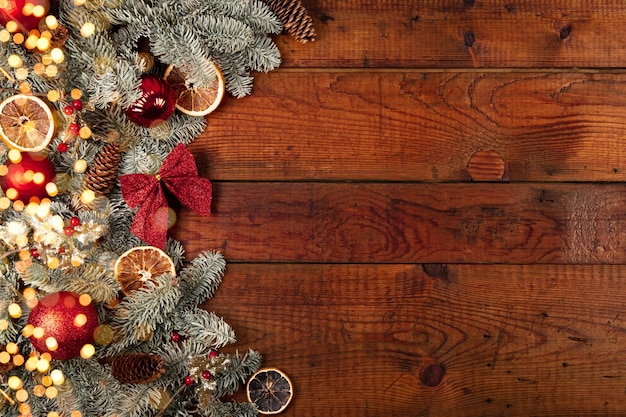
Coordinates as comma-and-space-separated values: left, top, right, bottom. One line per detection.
125, 75, 176, 128
28, 291, 99, 360
0, 152, 56, 202
0, 0, 50, 32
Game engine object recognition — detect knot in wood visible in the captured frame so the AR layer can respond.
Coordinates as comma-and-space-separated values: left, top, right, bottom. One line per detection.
419, 361, 445, 387
467, 150, 506, 181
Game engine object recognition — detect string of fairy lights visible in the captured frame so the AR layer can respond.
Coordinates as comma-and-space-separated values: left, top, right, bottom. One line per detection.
0, 1, 117, 415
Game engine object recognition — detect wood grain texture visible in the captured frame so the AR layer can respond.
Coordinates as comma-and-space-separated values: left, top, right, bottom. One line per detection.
173, 182, 626, 264
195, 71, 626, 182
209, 263, 626, 417
279, 0, 626, 68
185, 1, 626, 416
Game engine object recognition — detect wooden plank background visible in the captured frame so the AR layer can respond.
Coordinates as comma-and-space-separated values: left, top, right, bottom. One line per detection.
176, 1, 626, 415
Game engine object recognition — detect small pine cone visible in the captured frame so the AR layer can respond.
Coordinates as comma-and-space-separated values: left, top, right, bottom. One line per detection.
83, 143, 122, 197
102, 352, 166, 384
263, 0, 317, 43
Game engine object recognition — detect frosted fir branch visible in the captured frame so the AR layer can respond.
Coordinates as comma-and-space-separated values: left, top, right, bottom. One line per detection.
148, 113, 208, 151
212, 51, 255, 98
244, 34, 282, 73
242, 0, 283, 34
178, 251, 226, 311
215, 400, 259, 417
185, 14, 256, 55
213, 349, 262, 398
107, 274, 181, 353
60, 263, 119, 303
165, 239, 186, 271
175, 308, 236, 349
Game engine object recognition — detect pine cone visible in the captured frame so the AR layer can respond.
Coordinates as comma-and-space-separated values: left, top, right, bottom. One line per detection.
263, 0, 317, 43
83, 143, 122, 197
102, 352, 166, 384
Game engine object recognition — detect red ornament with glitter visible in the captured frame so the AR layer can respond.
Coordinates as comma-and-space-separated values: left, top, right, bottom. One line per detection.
125, 75, 176, 128
27, 291, 99, 360
0, 151, 56, 202
0, 0, 50, 32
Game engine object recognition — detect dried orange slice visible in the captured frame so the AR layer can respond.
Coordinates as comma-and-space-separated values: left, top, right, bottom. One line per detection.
247, 368, 293, 415
113, 246, 176, 294
164, 63, 225, 117
0, 94, 54, 152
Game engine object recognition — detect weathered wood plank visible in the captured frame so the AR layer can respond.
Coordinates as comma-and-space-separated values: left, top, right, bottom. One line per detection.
172, 182, 626, 264
195, 71, 626, 182
279, 0, 626, 68
208, 263, 626, 417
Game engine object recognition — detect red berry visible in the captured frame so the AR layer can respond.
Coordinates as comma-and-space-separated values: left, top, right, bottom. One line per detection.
64, 226, 74, 236
57, 143, 68, 153
58, 247, 66, 254
69, 216, 80, 227
171, 332, 180, 342
63, 105, 74, 115
208, 350, 218, 359
68, 122, 80, 135
30, 248, 39, 258
72, 100, 83, 111
202, 370, 212, 379
184, 376, 194, 386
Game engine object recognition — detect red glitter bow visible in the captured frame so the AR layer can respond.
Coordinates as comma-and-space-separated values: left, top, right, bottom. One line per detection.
120, 144, 212, 249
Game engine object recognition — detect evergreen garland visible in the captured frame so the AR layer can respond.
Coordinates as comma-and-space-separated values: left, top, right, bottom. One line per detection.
0, 0, 306, 415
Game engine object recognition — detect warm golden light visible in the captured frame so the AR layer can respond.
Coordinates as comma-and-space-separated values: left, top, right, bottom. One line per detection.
79, 294, 92, 306
74, 313, 87, 327
45, 15, 58, 29
8, 303, 22, 318
45, 336, 58, 351
7, 54, 22, 68
6, 342, 18, 354
8, 375, 22, 390
81, 189, 95, 204
8, 148, 21, 163
33, 326, 45, 339
12, 354, 24, 366
80, 22, 95, 37
24, 356, 38, 371
22, 324, 34, 338
36, 358, 50, 373
50, 369, 65, 385
80, 344, 95, 359
44, 182, 57, 197
15, 388, 28, 402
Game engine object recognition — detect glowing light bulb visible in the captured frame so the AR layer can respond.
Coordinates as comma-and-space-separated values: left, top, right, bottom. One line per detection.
80, 344, 95, 359
8, 303, 22, 318
80, 22, 95, 37
8, 148, 21, 163
36, 358, 50, 372
79, 294, 92, 306
8, 375, 22, 390
45, 336, 58, 351
45, 15, 58, 29
50, 369, 65, 385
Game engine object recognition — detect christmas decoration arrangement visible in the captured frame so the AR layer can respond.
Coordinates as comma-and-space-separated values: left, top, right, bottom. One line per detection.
0, 0, 315, 416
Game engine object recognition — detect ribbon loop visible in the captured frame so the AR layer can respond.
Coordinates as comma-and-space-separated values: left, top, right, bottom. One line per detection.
120, 144, 213, 249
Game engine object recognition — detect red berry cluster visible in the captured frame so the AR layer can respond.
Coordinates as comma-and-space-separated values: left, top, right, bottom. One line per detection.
63, 216, 80, 236
58, 93, 87, 153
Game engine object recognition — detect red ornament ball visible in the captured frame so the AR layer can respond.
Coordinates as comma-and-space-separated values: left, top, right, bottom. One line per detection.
0, 0, 50, 32
28, 291, 99, 360
125, 75, 176, 128
0, 152, 56, 202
